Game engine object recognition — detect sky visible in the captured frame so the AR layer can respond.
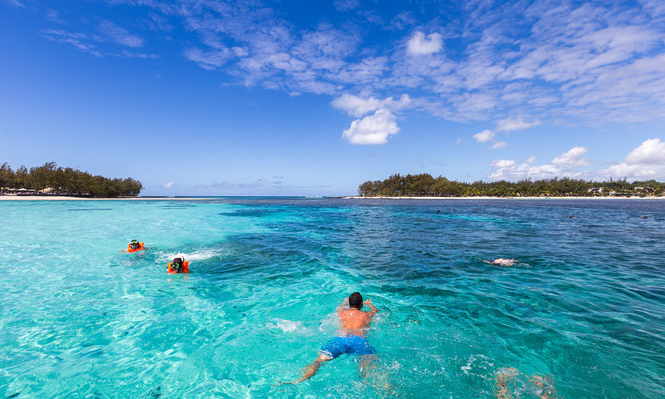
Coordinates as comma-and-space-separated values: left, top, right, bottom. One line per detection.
1, 0, 664, 196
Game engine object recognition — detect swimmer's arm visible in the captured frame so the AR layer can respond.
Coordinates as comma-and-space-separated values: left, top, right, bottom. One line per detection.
364, 299, 378, 316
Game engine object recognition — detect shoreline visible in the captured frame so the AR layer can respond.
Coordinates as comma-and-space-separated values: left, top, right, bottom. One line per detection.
0, 195, 203, 201
1, 195, 664, 201
342, 196, 665, 200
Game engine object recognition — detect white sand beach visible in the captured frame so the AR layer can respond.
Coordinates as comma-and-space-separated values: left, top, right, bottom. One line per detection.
342, 195, 665, 200
0, 195, 203, 201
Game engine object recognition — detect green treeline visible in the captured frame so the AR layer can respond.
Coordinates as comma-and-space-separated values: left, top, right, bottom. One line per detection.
358, 174, 665, 197
0, 162, 142, 197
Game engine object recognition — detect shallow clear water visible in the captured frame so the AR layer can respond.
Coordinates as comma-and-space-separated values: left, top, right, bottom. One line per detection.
1, 198, 664, 398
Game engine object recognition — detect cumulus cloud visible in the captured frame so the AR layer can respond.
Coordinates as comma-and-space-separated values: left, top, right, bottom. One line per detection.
473, 117, 541, 148
552, 146, 590, 167
163, 182, 174, 188
341, 108, 400, 145
601, 138, 665, 180
331, 94, 383, 117
473, 129, 495, 143
407, 32, 443, 56
331, 93, 411, 117
624, 138, 665, 164
489, 146, 590, 180
333, 94, 411, 145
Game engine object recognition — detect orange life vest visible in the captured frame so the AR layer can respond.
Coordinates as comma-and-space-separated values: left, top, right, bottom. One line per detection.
167, 261, 189, 274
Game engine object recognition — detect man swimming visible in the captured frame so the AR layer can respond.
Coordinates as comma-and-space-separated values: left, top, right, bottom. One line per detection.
286, 292, 378, 384
484, 258, 519, 267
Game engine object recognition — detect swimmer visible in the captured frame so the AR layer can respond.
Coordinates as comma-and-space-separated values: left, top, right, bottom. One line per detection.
567, 215, 579, 219
168, 256, 186, 273
495, 367, 558, 399
282, 292, 379, 384
129, 239, 141, 250
484, 258, 519, 267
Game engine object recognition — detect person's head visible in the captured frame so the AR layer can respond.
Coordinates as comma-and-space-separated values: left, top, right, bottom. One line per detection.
173, 257, 183, 265
349, 292, 363, 309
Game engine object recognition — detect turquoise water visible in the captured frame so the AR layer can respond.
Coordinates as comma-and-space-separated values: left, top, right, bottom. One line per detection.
1, 198, 664, 398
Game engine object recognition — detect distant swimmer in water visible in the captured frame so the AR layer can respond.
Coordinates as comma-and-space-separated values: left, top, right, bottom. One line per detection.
125, 239, 145, 253
495, 367, 558, 399
281, 292, 379, 385
167, 255, 189, 274
640, 215, 650, 219
567, 215, 579, 219
484, 258, 519, 267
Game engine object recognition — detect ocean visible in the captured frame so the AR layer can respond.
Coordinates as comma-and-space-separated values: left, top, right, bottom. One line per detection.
1, 198, 664, 398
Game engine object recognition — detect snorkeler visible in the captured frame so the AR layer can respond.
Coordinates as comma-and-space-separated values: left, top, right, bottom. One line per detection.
167, 255, 189, 274
125, 239, 145, 253
283, 292, 378, 384
484, 258, 519, 267
495, 367, 558, 399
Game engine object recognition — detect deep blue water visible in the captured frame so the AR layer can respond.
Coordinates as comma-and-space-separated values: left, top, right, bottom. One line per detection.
1, 198, 664, 398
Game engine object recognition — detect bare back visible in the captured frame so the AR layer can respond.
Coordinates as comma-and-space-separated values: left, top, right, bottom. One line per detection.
338, 302, 377, 337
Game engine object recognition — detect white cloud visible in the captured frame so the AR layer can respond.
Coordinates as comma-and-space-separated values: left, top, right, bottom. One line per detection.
334, 0, 359, 12
40, 29, 102, 57
601, 138, 665, 180
5, 0, 24, 8
489, 146, 590, 180
39, 0, 665, 127
624, 138, 665, 164
331, 94, 382, 117
495, 117, 541, 132
184, 47, 231, 70
46, 10, 65, 24
474, 117, 541, 148
98, 20, 144, 48
407, 32, 443, 56
333, 94, 410, 145
163, 182, 173, 188
331, 93, 411, 117
473, 129, 495, 143
341, 108, 400, 145
552, 146, 590, 167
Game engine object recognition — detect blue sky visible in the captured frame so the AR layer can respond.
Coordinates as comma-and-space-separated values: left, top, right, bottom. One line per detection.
1, 0, 664, 196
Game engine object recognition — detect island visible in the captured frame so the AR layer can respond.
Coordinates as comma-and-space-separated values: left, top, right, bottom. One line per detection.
0, 162, 142, 198
358, 173, 665, 198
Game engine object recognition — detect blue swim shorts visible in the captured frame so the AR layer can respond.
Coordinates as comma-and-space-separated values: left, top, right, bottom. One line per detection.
320, 335, 376, 358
